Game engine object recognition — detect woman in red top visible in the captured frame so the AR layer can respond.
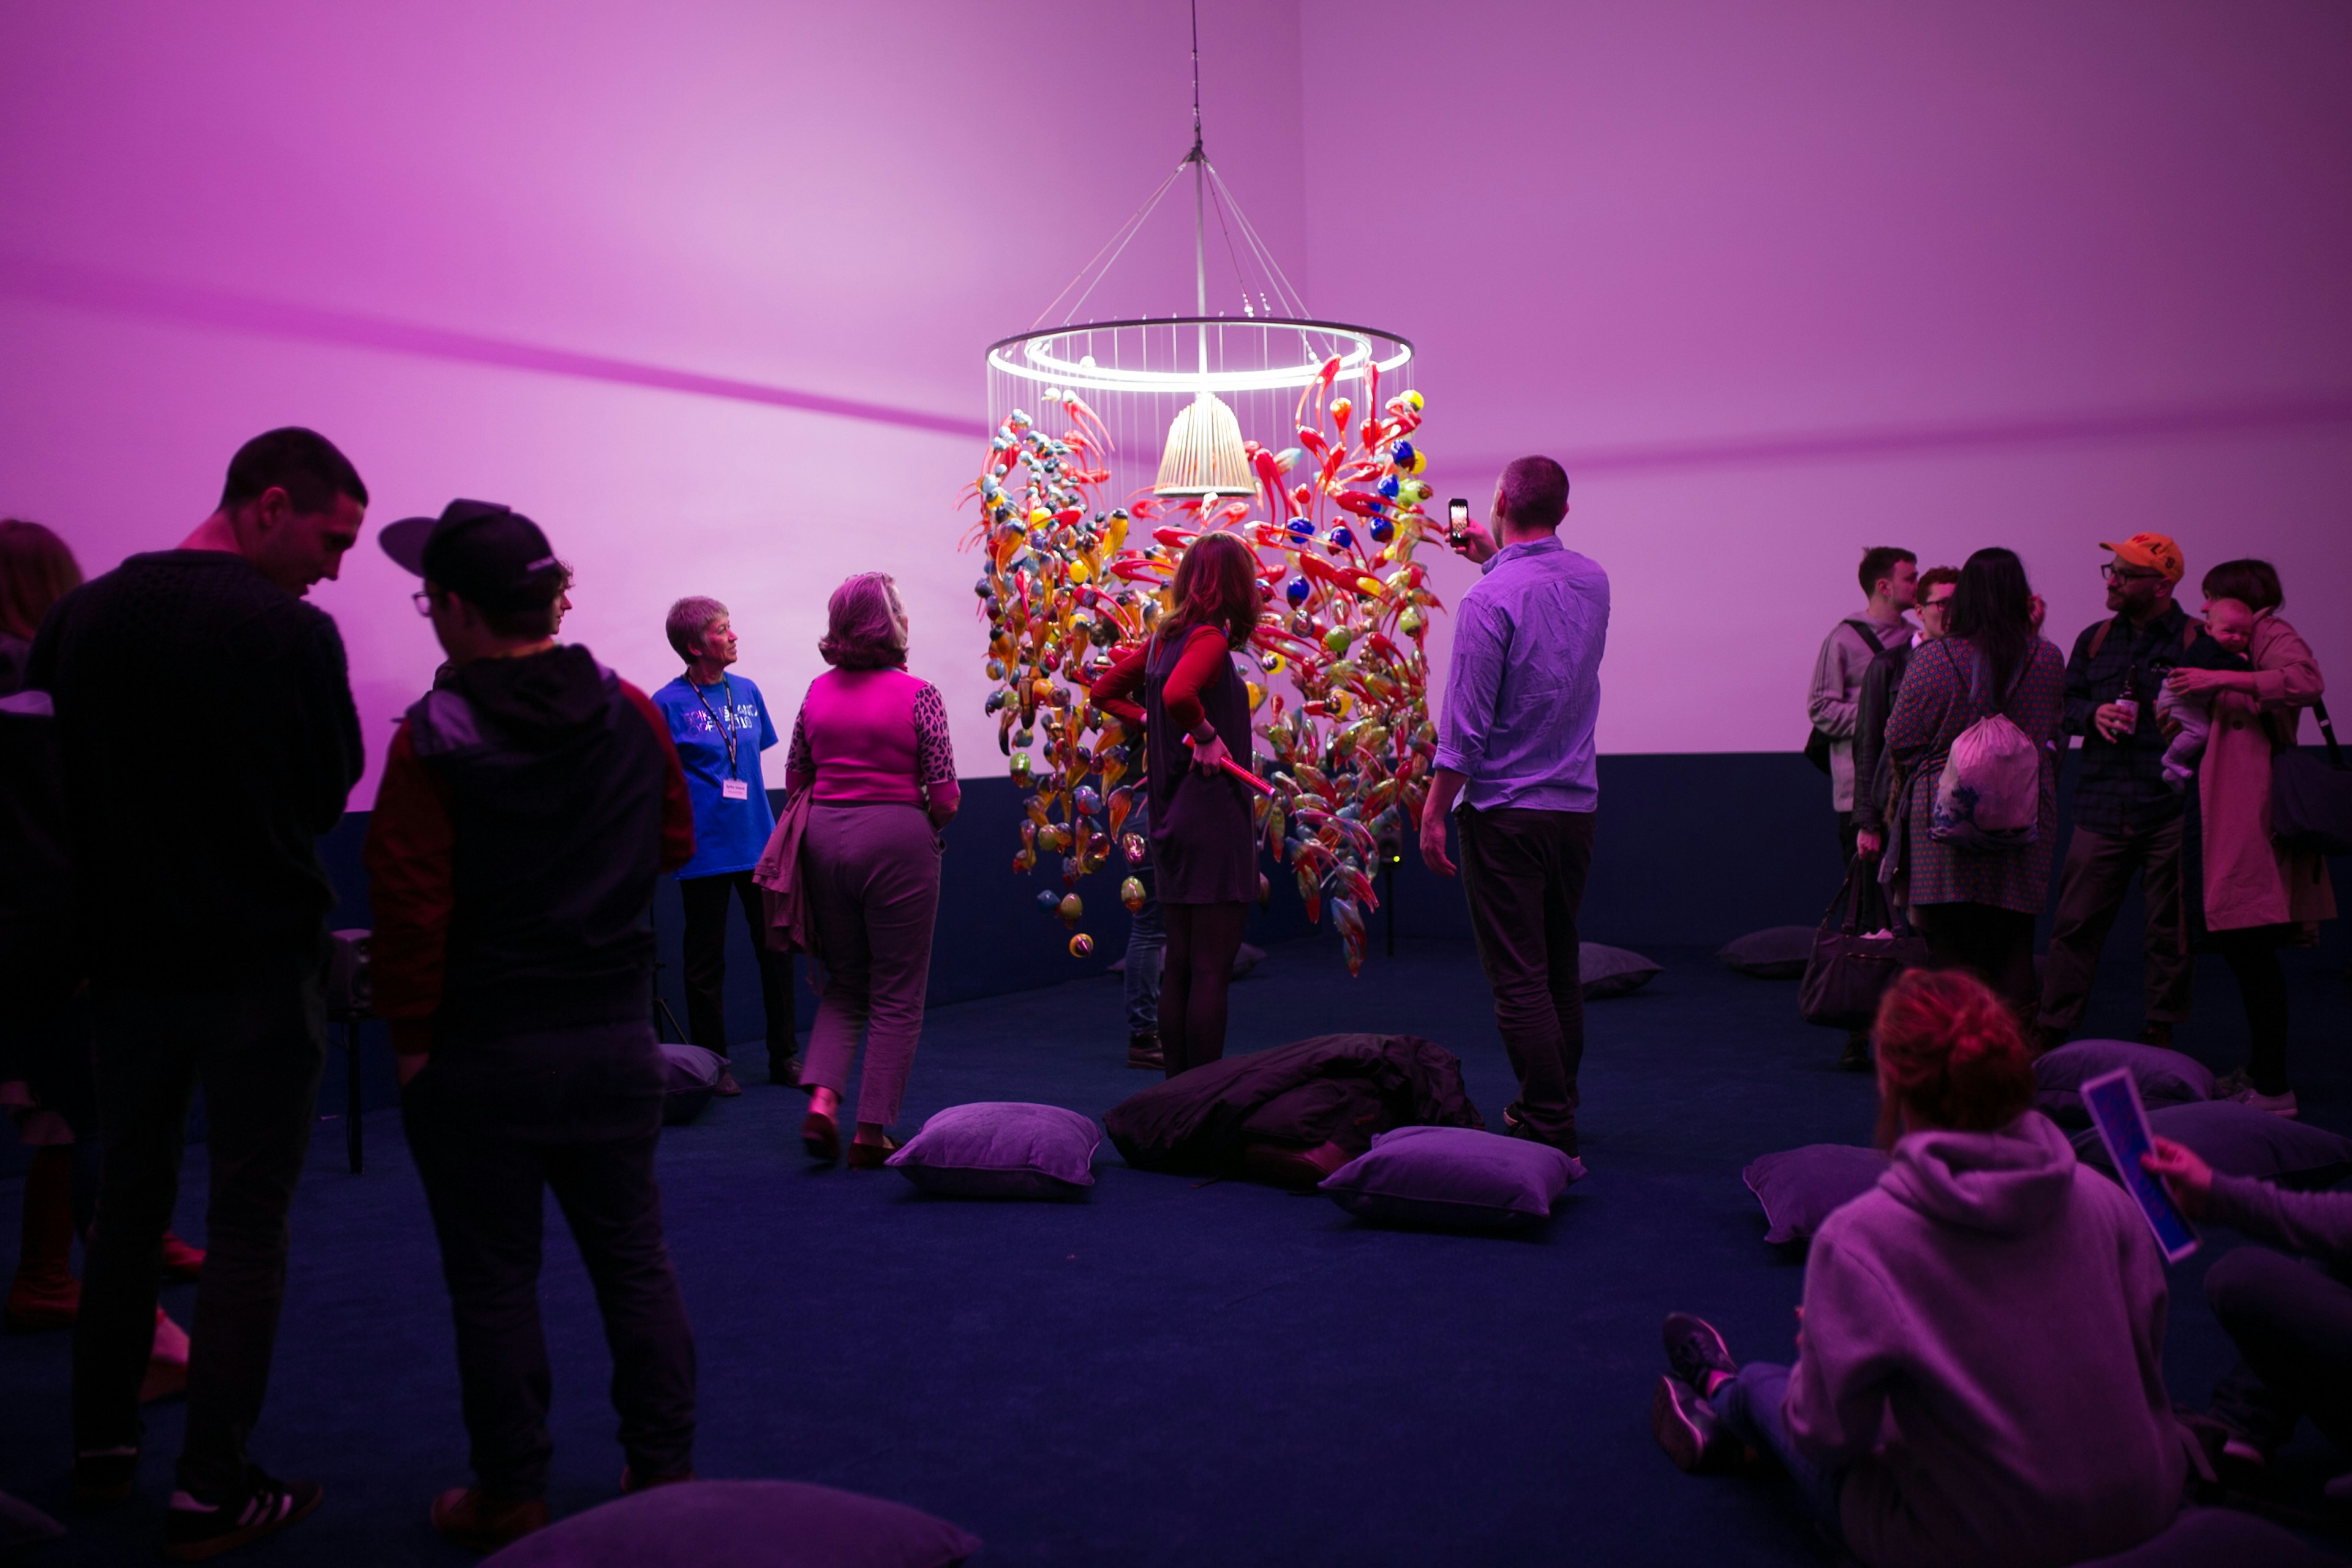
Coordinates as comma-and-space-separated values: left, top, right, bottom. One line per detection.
1091, 532, 1262, 1077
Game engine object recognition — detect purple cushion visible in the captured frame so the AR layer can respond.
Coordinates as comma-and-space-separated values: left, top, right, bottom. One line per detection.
1714, 925, 1815, 979
2034, 1040, 2213, 1126
1581, 942, 1662, 1000
2071, 1506, 2339, 1567
1319, 1126, 1584, 1232
1744, 1145, 1891, 1244
481, 1480, 979, 1568
658, 1043, 722, 1127
2073, 1101, 2352, 1190
885, 1101, 1098, 1200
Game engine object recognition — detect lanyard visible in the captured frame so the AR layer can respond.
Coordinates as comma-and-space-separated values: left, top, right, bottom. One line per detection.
692, 674, 738, 777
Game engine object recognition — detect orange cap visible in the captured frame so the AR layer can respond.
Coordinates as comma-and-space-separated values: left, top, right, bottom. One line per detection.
2098, 532, 2184, 584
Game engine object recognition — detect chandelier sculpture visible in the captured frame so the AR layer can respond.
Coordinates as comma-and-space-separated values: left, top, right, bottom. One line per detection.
963, 12, 1442, 975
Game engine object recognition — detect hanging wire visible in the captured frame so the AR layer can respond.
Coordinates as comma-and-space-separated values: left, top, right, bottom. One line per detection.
1031, 159, 1191, 331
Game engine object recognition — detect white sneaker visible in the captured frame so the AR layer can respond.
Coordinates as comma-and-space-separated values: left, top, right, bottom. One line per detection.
2230, 1086, 2299, 1118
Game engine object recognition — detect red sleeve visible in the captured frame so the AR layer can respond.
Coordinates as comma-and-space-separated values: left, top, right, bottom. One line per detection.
1088, 643, 1149, 733
623, 682, 697, 872
362, 722, 454, 1057
1161, 626, 1230, 741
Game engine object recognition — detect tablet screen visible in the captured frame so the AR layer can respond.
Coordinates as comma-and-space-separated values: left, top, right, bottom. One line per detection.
2081, 1068, 2199, 1264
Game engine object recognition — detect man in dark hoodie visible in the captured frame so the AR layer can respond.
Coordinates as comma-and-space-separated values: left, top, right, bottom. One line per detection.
364, 501, 698, 1551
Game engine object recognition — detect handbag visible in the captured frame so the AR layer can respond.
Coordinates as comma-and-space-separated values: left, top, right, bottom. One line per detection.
750, 786, 815, 954
1799, 857, 1931, 1031
2272, 699, 2352, 856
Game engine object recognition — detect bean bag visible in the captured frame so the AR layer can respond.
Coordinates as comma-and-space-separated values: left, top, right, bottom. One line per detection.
2073, 1101, 2352, 1190
2033, 1039, 2213, 1128
483, 1480, 979, 1567
1580, 942, 1662, 1000
1715, 926, 1816, 979
2070, 1506, 2340, 1567
885, 1102, 1098, 1200
0, 1490, 64, 1556
1744, 1145, 1891, 1245
1321, 1126, 1583, 1232
658, 1042, 723, 1126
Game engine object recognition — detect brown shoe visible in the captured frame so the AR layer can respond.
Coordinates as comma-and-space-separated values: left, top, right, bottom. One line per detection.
1128, 1033, 1165, 1070
801, 1110, 840, 1163
845, 1137, 900, 1170
430, 1487, 548, 1552
712, 1069, 743, 1098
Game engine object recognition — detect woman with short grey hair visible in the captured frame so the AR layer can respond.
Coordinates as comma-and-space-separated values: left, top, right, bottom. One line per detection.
786, 573, 958, 1166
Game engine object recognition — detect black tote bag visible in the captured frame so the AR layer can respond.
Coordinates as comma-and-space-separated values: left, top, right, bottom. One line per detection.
2272, 699, 2352, 857
1799, 858, 1931, 1032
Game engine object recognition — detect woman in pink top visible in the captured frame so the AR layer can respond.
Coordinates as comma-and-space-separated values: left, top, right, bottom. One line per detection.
786, 573, 958, 1167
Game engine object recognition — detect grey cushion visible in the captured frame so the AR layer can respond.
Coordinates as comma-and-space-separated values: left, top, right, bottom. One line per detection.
483, 1480, 979, 1568
1744, 1145, 1891, 1244
1319, 1126, 1583, 1232
658, 1043, 723, 1127
1580, 942, 1662, 1000
2071, 1506, 2340, 1567
2072, 1101, 2352, 1190
2033, 1039, 2213, 1127
886, 1101, 1099, 1200
1715, 925, 1817, 979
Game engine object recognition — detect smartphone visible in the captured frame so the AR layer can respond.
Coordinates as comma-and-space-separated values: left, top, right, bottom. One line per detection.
2082, 1068, 2200, 1264
1447, 497, 1470, 542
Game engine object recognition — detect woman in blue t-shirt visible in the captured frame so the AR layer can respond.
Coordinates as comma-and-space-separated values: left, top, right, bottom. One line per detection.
653, 596, 793, 1094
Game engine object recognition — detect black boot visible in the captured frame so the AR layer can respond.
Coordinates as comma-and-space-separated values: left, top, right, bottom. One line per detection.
1128, 1033, 1164, 1070
1838, 1031, 1872, 1072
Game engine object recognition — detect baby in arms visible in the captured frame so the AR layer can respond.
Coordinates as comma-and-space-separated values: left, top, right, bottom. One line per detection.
2155, 597, 2257, 790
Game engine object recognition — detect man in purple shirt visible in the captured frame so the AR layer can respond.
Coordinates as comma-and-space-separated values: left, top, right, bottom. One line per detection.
1419, 456, 1610, 1157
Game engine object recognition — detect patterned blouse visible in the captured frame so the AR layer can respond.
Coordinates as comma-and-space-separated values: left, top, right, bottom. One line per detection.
1885, 634, 2066, 912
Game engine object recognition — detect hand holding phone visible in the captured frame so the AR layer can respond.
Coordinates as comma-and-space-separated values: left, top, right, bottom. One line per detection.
1447, 497, 1470, 543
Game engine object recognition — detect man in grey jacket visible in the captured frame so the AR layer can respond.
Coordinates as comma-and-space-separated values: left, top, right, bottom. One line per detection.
1808, 546, 1916, 861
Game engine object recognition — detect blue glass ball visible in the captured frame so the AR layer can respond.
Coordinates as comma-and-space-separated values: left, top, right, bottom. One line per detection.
1376, 476, 1400, 499
1329, 526, 1354, 551
1369, 518, 1395, 543
1284, 576, 1311, 605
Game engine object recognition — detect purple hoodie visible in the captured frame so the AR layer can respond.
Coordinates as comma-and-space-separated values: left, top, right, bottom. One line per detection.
1788, 1112, 2190, 1568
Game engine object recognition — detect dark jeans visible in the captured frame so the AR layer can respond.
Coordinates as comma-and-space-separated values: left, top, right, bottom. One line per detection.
679, 870, 794, 1069
2038, 820, 2192, 1035
402, 1020, 695, 1501
1836, 810, 1858, 865
2209, 930, 2291, 1095
1711, 1362, 1845, 1540
2204, 1246, 2352, 1454
1915, 902, 2037, 1016
73, 981, 326, 1498
1458, 806, 1596, 1153
1123, 801, 1164, 1038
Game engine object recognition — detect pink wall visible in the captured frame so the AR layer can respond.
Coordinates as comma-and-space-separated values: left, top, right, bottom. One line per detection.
3, 1, 2346, 797
1303, 0, 2352, 753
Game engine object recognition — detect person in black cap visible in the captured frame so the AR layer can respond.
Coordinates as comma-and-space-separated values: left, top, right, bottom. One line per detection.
363, 500, 700, 1551
27, 428, 365, 1559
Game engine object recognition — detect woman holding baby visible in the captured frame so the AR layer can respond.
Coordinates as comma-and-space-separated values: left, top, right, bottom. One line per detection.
2170, 557, 2333, 1117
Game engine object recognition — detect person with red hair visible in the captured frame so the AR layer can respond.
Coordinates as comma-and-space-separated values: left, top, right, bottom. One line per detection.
1649, 967, 2193, 1567
1091, 531, 1262, 1077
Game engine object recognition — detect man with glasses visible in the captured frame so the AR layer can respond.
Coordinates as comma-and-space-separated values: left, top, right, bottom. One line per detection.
2037, 533, 2201, 1055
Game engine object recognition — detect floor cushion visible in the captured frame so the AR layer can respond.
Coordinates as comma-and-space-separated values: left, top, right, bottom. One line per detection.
0, 1490, 64, 1556
2034, 1039, 2214, 1127
1581, 943, 1663, 1000
483, 1480, 979, 1568
2070, 1505, 2340, 1567
1714, 925, 1816, 979
2073, 1101, 2352, 1190
884, 1101, 1098, 1199
1744, 1145, 1891, 1244
658, 1042, 723, 1126
1320, 1126, 1584, 1232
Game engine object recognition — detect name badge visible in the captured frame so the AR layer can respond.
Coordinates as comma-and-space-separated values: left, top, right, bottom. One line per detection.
720, 778, 750, 801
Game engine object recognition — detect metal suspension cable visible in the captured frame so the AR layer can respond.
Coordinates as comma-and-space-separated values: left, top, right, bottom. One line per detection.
1205, 160, 1311, 318
1031, 158, 1189, 330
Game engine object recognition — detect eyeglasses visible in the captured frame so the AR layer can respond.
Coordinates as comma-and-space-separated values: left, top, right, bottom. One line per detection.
1920, 594, 1956, 611
2101, 564, 2163, 584
412, 589, 436, 618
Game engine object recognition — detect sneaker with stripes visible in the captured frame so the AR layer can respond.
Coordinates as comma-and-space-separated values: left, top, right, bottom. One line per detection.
162, 1466, 320, 1561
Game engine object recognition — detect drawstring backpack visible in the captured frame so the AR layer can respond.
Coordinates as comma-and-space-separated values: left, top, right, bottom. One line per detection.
1929, 642, 2040, 851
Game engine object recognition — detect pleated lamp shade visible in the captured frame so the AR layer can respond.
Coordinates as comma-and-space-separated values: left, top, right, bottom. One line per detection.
1153, 391, 1253, 496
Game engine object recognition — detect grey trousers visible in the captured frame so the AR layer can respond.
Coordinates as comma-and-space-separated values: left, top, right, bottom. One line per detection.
801, 803, 940, 1128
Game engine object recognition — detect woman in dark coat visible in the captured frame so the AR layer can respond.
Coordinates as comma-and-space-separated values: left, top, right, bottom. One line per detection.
1091, 532, 1262, 1077
1884, 548, 2064, 1016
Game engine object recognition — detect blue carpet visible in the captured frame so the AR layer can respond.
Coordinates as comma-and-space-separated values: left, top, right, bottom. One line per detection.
2, 935, 2347, 1565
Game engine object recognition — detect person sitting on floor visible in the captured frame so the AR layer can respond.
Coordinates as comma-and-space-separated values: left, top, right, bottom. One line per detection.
2143, 1136, 2352, 1500
1649, 967, 2194, 1568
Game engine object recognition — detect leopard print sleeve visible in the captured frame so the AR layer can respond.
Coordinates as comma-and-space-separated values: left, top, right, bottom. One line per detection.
911, 681, 956, 790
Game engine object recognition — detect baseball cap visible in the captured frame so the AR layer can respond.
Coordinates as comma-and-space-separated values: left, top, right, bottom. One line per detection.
2098, 532, 2184, 584
379, 500, 563, 611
